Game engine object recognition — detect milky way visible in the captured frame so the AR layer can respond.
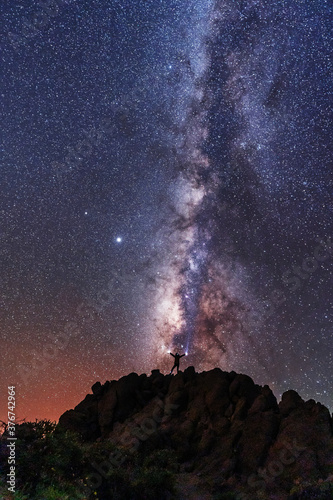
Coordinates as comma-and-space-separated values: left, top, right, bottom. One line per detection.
146, 0, 333, 388
1, 0, 332, 422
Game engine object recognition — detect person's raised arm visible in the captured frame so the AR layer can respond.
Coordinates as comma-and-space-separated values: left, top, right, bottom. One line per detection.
170, 353, 175, 357
180, 354, 185, 358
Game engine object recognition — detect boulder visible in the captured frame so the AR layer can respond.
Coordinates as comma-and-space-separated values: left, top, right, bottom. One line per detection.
57, 367, 333, 498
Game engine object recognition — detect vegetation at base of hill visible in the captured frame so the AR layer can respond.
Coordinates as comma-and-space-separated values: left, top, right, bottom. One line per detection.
0, 420, 332, 500
0, 420, 177, 500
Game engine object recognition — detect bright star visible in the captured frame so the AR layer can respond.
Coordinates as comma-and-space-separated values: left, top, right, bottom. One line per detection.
116, 237, 122, 243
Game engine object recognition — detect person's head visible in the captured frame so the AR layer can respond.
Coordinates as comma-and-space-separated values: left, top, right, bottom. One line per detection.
175, 352, 179, 355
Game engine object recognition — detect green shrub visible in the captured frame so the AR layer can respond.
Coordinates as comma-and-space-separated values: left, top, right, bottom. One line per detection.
12, 492, 29, 500
34, 484, 84, 500
132, 466, 175, 500
1, 420, 87, 499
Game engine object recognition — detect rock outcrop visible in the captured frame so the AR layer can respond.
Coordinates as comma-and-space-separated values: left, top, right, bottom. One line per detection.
59, 368, 333, 499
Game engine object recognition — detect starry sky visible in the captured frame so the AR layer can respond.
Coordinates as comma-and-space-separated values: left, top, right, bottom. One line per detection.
1, 0, 332, 423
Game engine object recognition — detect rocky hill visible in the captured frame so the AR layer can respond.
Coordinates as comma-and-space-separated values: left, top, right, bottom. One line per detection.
59, 367, 333, 499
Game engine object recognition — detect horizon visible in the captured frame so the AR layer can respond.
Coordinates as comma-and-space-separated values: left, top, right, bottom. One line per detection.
2, 364, 331, 425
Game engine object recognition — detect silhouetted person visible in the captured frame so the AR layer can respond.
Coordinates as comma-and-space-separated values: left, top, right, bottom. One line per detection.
169, 352, 185, 374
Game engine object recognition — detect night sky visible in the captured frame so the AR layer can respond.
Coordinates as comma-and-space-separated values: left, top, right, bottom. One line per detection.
1, 0, 332, 423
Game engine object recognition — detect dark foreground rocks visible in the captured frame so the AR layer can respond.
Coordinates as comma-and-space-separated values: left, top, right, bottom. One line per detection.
59, 368, 333, 499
